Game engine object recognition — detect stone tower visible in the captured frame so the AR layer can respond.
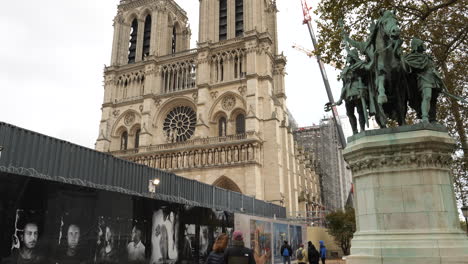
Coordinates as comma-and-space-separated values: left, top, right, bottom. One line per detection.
96, 0, 321, 216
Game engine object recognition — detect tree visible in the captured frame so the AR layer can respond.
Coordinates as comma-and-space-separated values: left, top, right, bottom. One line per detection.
325, 207, 356, 255
314, 0, 467, 205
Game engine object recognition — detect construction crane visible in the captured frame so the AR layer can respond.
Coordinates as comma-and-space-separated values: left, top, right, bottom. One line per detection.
292, 43, 337, 68
300, 0, 347, 148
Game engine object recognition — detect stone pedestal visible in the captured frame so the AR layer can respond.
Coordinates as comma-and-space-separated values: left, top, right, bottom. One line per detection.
343, 124, 468, 264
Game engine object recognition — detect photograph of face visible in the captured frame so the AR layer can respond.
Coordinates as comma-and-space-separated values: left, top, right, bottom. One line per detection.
96, 224, 118, 263
55, 223, 88, 264
127, 226, 145, 263
151, 209, 178, 263
5, 217, 45, 264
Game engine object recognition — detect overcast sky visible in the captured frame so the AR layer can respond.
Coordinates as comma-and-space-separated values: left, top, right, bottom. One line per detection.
0, 0, 345, 148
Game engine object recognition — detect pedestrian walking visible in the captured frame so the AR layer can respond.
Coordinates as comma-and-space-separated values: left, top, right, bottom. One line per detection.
296, 244, 308, 264
307, 241, 319, 264
205, 233, 229, 264
279, 240, 292, 264
319, 241, 327, 264
223, 230, 256, 264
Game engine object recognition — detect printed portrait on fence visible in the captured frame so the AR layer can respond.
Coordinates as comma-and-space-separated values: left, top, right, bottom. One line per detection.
55, 222, 88, 264
151, 208, 178, 263
2, 210, 46, 264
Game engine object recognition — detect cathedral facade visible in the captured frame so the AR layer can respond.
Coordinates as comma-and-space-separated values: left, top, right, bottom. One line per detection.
95, 0, 321, 216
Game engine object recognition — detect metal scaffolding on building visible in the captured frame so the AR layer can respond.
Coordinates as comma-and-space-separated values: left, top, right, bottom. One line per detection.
293, 117, 352, 213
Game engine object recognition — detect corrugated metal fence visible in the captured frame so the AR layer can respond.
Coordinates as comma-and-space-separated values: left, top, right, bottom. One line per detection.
0, 122, 286, 218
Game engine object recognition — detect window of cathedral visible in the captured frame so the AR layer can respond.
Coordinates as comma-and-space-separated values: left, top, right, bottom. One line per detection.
234, 56, 239, 79
142, 15, 151, 59
121, 131, 128, 150
235, 0, 244, 37
236, 114, 245, 134
219, 0, 227, 40
163, 106, 196, 142
128, 19, 138, 63
220, 58, 224, 82
134, 129, 141, 148
218, 117, 227, 137
171, 26, 177, 54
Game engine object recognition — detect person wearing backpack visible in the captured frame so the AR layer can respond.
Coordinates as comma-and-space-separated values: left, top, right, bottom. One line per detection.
296, 244, 308, 264
279, 241, 292, 264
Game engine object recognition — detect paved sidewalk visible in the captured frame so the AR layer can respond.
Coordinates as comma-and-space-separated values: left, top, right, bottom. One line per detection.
325, 260, 346, 264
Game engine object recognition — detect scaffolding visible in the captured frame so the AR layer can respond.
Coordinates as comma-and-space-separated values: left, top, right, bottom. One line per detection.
293, 117, 351, 212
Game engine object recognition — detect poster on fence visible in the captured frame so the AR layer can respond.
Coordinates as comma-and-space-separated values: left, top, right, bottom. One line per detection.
0, 173, 233, 264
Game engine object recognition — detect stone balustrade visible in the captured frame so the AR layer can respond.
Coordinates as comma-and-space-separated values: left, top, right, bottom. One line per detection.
112, 132, 263, 171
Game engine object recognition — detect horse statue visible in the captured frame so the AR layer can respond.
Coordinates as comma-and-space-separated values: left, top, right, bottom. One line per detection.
343, 10, 407, 128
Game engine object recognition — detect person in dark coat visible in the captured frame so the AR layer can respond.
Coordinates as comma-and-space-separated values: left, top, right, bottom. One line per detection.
307, 241, 320, 264
223, 231, 255, 264
279, 241, 292, 264
205, 233, 228, 264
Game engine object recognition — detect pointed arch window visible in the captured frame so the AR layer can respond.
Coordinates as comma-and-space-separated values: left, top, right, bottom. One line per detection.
142, 15, 151, 59
236, 114, 245, 134
235, 0, 244, 37
219, 0, 227, 40
121, 131, 128, 150
134, 129, 141, 148
128, 19, 138, 63
171, 26, 177, 54
218, 117, 227, 137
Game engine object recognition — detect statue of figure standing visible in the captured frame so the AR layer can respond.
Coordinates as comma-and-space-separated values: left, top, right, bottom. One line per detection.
327, 10, 466, 131
402, 38, 446, 123
335, 49, 373, 134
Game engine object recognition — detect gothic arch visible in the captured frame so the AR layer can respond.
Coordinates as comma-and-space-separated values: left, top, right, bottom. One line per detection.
211, 110, 228, 123
139, 8, 152, 20
229, 108, 246, 121
212, 176, 242, 193
111, 109, 141, 137
153, 96, 197, 128
208, 91, 246, 122
129, 123, 141, 136
115, 125, 128, 138
125, 12, 140, 24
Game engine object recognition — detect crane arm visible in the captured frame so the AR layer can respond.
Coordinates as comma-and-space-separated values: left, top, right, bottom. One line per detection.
300, 0, 347, 148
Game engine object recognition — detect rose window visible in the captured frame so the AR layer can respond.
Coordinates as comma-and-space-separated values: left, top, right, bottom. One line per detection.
163, 106, 196, 142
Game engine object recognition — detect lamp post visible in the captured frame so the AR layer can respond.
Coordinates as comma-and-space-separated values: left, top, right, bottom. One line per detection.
148, 178, 160, 193
461, 205, 468, 236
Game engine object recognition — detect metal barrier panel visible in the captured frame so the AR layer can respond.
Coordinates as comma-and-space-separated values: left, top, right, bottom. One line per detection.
0, 122, 286, 218
214, 187, 228, 209
229, 191, 243, 211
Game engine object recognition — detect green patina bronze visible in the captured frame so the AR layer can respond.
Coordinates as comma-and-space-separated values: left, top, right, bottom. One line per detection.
328, 10, 467, 130
335, 49, 372, 134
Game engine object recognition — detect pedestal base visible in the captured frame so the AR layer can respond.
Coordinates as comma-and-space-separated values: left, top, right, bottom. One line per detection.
343, 124, 468, 264
347, 231, 468, 264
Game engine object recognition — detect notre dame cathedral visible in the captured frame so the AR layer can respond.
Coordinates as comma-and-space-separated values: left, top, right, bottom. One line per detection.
95, 0, 321, 216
